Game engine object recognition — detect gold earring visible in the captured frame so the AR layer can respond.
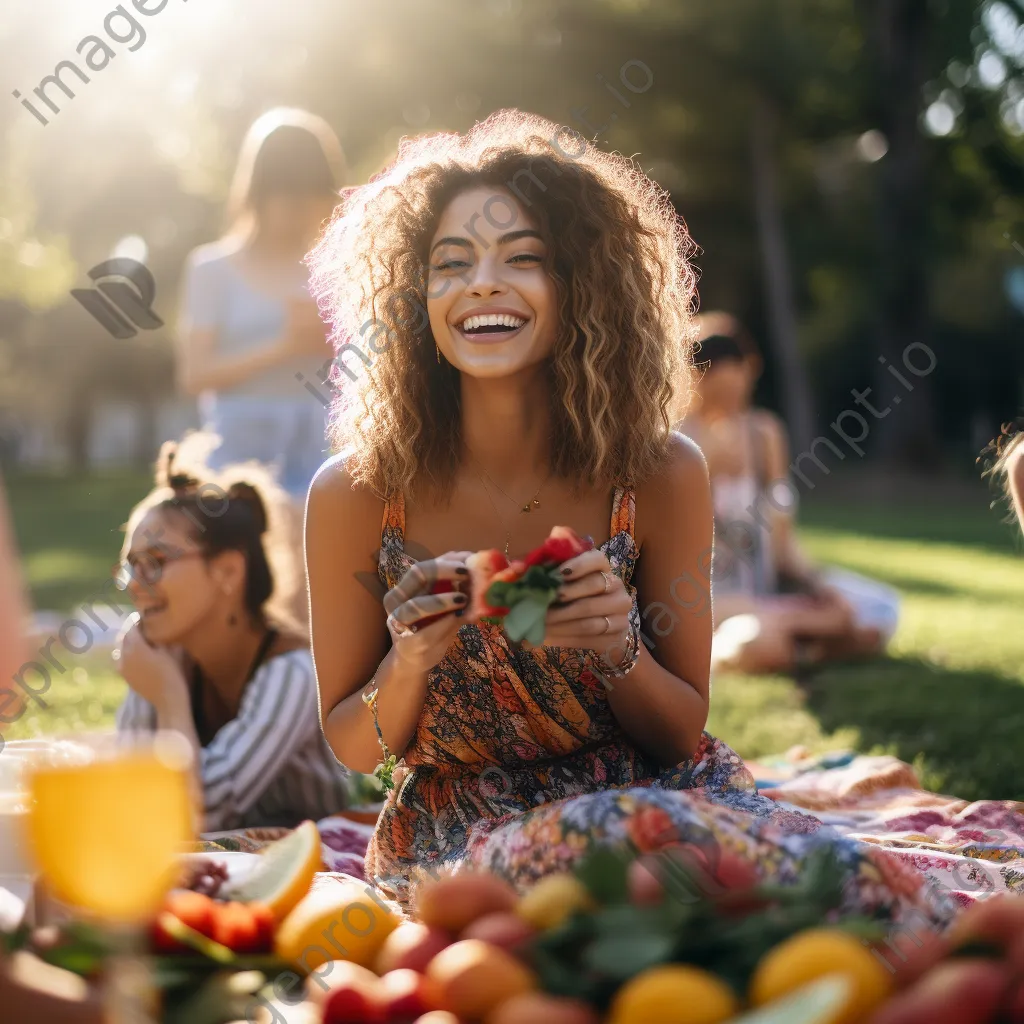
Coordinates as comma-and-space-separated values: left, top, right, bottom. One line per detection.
435, 343, 441, 363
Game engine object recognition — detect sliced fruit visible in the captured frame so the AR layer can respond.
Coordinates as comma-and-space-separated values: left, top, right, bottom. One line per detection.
220, 819, 322, 922
607, 964, 739, 1024
749, 928, 894, 1024
728, 976, 852, 1024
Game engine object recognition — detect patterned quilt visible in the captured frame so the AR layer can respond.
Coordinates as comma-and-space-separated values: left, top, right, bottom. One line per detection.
198, 750, 1024, 913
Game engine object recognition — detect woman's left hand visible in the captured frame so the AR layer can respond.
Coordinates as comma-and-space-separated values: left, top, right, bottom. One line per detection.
542, 548, 634, 662
113, 613, 190, 709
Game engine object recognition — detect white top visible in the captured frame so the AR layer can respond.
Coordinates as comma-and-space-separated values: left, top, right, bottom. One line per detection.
116, 648, 350, 832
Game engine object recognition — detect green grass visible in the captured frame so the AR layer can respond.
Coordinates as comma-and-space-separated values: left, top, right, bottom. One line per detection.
5, 469, 1024, 803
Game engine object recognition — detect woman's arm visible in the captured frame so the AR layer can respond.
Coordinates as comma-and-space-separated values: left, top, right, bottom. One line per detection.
176, 325, 303, 396
755, 411, 819, 584
605, 433, 714, 764
306, 458, 438, 775
174, 252, 329, 396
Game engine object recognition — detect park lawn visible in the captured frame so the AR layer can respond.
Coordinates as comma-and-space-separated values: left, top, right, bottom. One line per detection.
5, 470, 1024, 802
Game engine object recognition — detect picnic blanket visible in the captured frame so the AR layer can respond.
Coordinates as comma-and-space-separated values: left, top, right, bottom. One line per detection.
198, 750, 1024, 913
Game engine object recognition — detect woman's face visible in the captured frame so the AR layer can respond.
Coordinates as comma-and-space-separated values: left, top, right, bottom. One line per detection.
697, 357, 759, 414
258, 193, 335, 249
120, 508, 239, 645
426, 187, 559, 378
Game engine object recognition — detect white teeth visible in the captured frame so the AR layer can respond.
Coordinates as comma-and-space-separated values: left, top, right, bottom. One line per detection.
460, 313, 527, 331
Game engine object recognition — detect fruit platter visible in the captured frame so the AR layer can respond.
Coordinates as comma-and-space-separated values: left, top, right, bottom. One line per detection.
10, 819, 1024, 1024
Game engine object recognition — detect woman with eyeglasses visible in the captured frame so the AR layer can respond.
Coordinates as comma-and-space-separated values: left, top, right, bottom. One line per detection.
113, 432, 350, 832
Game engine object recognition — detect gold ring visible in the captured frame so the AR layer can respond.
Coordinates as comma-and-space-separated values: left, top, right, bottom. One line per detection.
602, 615, 611, 634
602, 571, 613, 594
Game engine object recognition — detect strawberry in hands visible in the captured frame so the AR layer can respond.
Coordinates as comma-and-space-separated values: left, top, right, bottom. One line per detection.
480, 527, 594, 645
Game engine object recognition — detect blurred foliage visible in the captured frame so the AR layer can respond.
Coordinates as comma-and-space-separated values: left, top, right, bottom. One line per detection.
0, 0, 1021, 464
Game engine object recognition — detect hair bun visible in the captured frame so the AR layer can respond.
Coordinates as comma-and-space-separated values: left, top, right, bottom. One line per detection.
996, 417, 1024, 457
227, 481, 269, 534
156, 440, 202, 494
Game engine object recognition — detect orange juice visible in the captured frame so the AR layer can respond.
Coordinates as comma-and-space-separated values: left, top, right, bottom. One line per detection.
26, 751, 193, 923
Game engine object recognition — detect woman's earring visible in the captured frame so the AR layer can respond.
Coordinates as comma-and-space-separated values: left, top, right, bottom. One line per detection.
435, 343, 442, 364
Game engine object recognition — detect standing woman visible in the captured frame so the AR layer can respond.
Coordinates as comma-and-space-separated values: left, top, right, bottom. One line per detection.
176, 108, 346, 605
304, 111, 952, 936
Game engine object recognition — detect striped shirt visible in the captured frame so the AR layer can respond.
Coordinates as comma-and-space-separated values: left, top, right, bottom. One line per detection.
116, 648, 350, 832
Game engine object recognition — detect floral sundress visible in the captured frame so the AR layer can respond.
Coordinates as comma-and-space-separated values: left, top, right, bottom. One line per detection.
363, 487, 955, 933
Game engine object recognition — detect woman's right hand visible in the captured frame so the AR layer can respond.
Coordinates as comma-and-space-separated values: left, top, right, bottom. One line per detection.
383, 551, 472, 675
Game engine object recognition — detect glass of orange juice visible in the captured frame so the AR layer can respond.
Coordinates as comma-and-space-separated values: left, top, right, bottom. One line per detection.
23, 731, 196, 1022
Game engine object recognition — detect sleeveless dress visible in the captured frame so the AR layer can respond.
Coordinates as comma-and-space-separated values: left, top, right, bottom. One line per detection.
363, 487, 953, 932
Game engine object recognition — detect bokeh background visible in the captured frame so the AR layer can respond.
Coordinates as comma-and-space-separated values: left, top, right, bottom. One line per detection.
1, 0, 1023, 798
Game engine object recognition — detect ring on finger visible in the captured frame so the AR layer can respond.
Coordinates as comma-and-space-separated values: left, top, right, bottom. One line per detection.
601, 571, 613, 594
602, 615, 611, 634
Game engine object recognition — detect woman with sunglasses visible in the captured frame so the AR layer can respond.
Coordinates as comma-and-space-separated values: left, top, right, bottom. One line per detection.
113, 432, 350, 832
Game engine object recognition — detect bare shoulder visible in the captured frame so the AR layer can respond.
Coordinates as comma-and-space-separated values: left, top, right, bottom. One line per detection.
750, 407, 787, 446
308, 453, 382, 522
634, 433, 711, 543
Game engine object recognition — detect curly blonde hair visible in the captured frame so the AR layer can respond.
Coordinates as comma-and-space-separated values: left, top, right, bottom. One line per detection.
308, 109, 698, 499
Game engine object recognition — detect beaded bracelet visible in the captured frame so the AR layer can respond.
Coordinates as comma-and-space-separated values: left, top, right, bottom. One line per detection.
362, 682, 398, 794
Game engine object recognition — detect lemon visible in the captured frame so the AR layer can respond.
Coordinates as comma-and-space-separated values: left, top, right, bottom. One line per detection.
749, 928, 894, 1024
608, 965, 739, 1024
221, 819, 322, 922
516, 873, 595, 931
275, 876, 400, 972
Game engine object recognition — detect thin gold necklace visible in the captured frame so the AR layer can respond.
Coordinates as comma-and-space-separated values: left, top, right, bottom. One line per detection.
477, 475, 513, 557
470, 454, 549, 514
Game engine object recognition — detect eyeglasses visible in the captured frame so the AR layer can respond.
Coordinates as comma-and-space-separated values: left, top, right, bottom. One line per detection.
112, 550, 206, 591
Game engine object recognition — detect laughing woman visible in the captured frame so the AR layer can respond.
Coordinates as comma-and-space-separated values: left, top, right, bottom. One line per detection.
114, 433, 351, 832
305, 110, 953, 931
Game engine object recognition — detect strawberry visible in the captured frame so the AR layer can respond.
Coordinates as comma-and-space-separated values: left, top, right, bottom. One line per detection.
211, 900, 265, 954
152, 890, 216, 953
248, 901, 276, 953
415, 579, 459, 628
466, 549, 516, 622
522, 525, 593, 568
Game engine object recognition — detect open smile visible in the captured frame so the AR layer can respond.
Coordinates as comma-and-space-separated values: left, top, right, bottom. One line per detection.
454, 311, 530, 344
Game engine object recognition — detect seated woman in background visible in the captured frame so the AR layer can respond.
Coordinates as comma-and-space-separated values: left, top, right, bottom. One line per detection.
114, 432, 350, 832
677, 313, 899, 674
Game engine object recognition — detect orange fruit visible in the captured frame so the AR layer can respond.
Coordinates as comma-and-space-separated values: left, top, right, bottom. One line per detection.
221, 819, 322, 922
275, 877, 400, 972
749, 928, 895, 1024
608, 964, 739, 1024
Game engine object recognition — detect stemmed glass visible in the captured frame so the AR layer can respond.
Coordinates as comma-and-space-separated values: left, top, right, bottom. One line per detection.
22, 731, 195, 1023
